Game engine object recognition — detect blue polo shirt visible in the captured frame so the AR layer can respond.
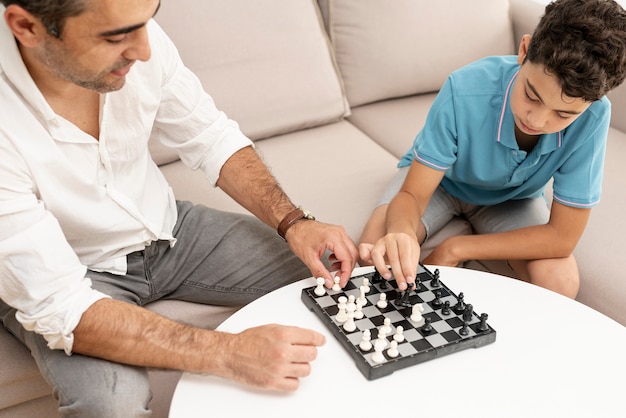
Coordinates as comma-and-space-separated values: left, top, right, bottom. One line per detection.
399, 56, 610, 208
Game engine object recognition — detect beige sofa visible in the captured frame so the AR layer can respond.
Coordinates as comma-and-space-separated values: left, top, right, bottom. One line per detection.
2, 0, 625, 416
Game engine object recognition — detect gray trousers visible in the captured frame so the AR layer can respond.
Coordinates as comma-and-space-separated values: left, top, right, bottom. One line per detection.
0, 201, 310, 417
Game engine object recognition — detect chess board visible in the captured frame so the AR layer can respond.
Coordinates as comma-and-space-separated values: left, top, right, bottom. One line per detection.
301, 265, 496, 380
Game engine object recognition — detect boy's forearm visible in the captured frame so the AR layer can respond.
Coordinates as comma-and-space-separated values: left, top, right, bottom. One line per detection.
445, 224, 578, 263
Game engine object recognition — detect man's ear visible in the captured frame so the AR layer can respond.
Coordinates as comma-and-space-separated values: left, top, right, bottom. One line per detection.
517, 34, 531, 66
3, 5, 46, 48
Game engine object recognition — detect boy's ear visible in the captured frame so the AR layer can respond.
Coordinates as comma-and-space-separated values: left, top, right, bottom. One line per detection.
3, 4, 46, 48
517, 34, 532, 65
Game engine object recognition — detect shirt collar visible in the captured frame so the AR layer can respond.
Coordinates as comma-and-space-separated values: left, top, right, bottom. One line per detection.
0, 9, 62, 125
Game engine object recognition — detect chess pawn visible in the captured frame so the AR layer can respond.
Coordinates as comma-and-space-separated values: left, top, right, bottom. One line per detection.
387, 340, 399, 358
359, 329, 372, 351
393, 326, 405, 343
335, 296, 348, 323
343, 307, 356, 332
379, 317, 392, 335
376, 293, 388, 309
332, 276, 341, 291
371, 336, 387, 364
314, 277, 326, 296
362, 278, 371, 293
354, 300, 364, 319
357, 285, 368, 306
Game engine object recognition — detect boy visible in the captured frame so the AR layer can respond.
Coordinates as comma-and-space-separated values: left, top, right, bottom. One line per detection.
358, 0, 626, 298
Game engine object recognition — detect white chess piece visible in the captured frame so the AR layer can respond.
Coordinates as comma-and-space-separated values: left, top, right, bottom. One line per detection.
393, 326, 405, 343
354, 299, 364, 319
379, 317, 392, 335
362, 278, 371, 293
332, 276, 341, 291
371, 337, 387, 363
387, 340, 399, 358
376, 293, 388, 309
357, 286, 367, 306
343, 302, 357, 332
335, 296, 348, 323
314, 277, 326, 296
359, 329, 372, 351
410, 303, 425, 323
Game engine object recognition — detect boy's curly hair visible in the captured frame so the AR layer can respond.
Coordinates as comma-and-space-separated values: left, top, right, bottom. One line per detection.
0, 0, 88, 39
527, 0, 626, 101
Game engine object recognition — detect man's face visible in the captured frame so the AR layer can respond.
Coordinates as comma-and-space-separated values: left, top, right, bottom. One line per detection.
510, 60, 590, 137
33, 0, 160, 93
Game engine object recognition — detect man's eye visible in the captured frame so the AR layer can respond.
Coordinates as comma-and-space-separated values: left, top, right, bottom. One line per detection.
106, 35, 127, 44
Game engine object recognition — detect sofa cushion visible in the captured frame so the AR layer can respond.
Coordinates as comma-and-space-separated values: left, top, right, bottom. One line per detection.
323, 0, 516, 107
153, 0, 348, 165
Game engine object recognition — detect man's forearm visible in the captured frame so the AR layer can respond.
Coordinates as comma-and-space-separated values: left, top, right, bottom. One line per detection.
72, 298, 225, 374
216, 146, 295, 229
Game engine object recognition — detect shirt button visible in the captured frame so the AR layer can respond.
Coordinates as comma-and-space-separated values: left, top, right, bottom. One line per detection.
512, 151, 517, 156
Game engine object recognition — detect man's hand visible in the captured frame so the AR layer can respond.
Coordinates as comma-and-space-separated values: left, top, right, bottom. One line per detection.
358, 232, 420, 291
219, 324, 326, 392
284, 220, 358, 289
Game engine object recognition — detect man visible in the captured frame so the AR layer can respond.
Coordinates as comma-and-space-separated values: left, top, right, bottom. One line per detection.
0, 0, 358, 415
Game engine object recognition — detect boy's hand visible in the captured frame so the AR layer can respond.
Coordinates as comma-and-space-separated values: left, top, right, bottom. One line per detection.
359, 232, 421, 291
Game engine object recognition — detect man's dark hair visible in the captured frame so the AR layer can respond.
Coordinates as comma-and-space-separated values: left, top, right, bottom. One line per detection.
0, 0, 89, 38
526, 0, 626, 101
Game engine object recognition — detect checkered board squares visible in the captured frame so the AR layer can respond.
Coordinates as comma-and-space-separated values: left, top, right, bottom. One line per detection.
301, 266, 496, 380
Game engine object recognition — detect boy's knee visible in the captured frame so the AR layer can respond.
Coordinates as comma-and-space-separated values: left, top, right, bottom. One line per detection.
526, 255, 580, 298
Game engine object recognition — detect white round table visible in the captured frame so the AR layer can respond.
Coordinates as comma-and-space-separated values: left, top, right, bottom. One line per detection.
169, 266, 625, 418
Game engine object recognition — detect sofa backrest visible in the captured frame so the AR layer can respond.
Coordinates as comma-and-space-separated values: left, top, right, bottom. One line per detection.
318, 0, 517, 108
153, 0, 349, 165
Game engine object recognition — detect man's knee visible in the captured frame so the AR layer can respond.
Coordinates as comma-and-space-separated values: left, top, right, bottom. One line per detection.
54, 361, 152, 417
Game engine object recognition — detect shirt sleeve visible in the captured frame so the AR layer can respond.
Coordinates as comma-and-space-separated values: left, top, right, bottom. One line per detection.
552, 100, 610, 208
408, 76, 458, 171
0, 138, 109, 355
147, 20, 253, 186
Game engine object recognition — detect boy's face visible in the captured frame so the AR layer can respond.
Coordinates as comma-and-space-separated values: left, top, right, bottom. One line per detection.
511, 36, 591, 136
29, 0, 160, 93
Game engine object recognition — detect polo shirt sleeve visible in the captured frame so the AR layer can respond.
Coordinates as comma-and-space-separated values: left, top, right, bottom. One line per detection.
409, 77, 458, 171
148, 20, 253, 186
551, 100, 610, 208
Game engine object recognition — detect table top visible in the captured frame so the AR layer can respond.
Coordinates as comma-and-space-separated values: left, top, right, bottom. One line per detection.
169, 266, 626, 418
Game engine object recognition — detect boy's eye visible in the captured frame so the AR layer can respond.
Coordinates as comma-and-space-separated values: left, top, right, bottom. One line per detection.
525, 90, 539, 102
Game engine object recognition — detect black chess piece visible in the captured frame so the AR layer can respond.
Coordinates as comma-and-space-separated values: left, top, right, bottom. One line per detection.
396, 287, 412, 307
441, 300, 451, 315
420, 317, 434, 334
431, 290, 443, 309
430, 268, 441, 288
453, 292, 466, 315
371, 269, 383, 284
459, 321, 469, 336
462, 304, 474, 322
478, 313, 489, 332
